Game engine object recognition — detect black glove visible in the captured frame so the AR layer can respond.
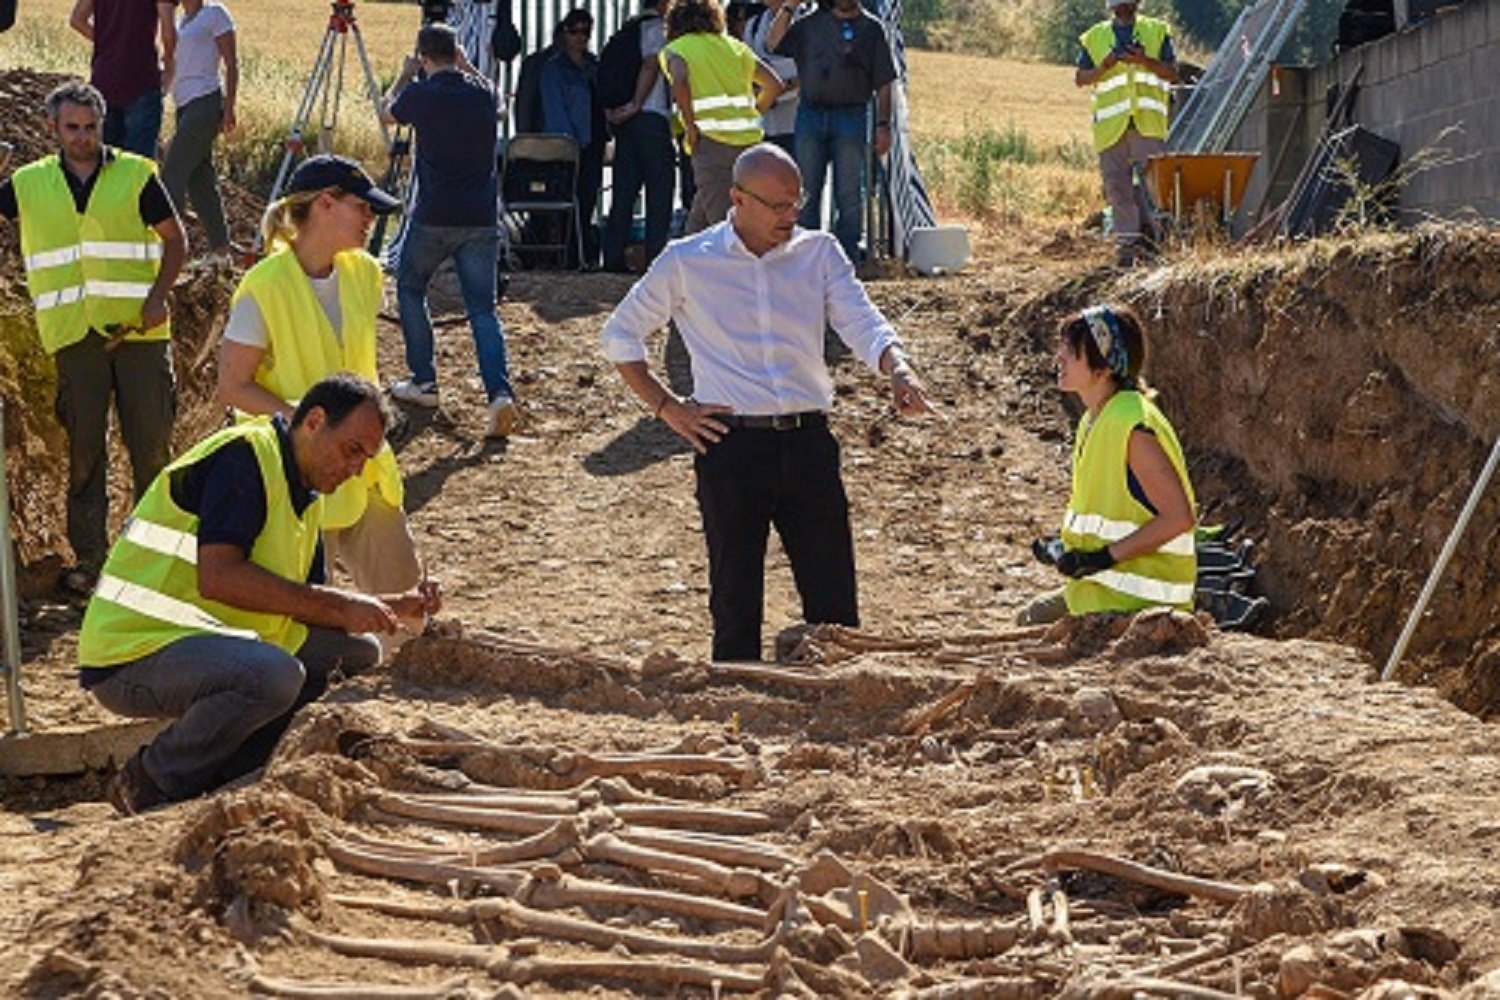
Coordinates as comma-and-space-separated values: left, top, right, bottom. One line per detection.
1032, 536, 1064, 566
1056, 547, 1115, 579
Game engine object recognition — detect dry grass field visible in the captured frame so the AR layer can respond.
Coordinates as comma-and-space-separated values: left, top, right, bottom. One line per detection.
0, 0, 1096, 219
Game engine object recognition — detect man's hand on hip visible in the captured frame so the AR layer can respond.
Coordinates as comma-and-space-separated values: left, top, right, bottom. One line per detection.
141, 296, 169, 330
661, 398, 731, 454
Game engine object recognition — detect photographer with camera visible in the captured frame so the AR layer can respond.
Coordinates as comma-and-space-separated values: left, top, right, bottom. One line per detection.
379, 21, 519, 438
1074, 0, 1177, 268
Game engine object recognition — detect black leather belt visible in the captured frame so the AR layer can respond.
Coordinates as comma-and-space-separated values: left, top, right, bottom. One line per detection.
719, 411, 826, 431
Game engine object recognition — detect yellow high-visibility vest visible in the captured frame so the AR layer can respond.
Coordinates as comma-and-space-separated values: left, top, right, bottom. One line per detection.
232, 247, 403, 530
662, 32, 763, 152
78, 421, 321, 667
1062, 389, 1197, 615
13, 151, 171, 355
1081, 17, 1171, 152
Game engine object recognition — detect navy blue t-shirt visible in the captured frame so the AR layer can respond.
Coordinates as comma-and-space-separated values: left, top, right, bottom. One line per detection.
390, 69, 500, 227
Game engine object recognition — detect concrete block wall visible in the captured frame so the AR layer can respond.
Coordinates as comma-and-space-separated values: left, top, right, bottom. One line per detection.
1229, 0, 1500, 226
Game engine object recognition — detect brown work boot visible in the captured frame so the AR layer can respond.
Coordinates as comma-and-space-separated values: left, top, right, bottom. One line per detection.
107, 749, 170, 816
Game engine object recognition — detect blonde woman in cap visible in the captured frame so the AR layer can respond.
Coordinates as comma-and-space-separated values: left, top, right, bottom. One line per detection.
216, 155, 424, 624
1021, 304, 1196, 623
1075, 0, 1177, 267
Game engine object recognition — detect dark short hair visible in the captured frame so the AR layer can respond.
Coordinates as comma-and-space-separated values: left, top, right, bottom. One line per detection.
1059, 303, 1147, 387
666, 0, 725, 37
417, 22, 459, 61
560, 7, 593, 31
45, 79, 106, 121
291, 373, 394, 431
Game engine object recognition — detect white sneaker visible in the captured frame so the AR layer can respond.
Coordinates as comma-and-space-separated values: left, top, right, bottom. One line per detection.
390, 378, 439, 408
486, 394, 519, 438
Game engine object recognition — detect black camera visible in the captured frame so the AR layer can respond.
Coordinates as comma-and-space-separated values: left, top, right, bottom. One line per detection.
420, 0, 453, 23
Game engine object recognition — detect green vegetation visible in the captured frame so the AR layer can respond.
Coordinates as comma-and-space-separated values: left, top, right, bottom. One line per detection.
914, 122, 1096, 222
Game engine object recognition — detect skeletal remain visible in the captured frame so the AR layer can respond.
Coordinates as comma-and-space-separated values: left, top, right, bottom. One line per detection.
447, 628, 638, 676
334, 893, 782, 964
247, 974, 472, 999
896, 919, 1024, 960
902, 976, 1050, 999
706, 661, 839, 690
617, 827, 796, 872
583, 832, 770, 899
399, 742, 759, 787
326, 842, 766, 926
612, 803, 776, 834
374, 795, 559, 835
1042, 849, 1252, 905
300, 924, 763, 991
341, 819, 581, 866
902, 678, 980, 737
1067, 976, 1242, 1000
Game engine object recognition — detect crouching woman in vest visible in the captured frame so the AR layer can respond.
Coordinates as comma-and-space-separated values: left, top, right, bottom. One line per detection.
1020, 304, 1196, 623
79, 375, 441, 814
216, 155, 422, 630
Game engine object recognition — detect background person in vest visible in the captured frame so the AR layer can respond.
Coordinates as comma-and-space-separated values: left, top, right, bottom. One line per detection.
1075, 0, 1176, 268
1020, 304, 1196, 624
381, 23, 519, 438
216, 155, 422, 616
78, 374, 443, 814
768, 0, 895, 264
599, 0, 675, 273
68, 0, 177, 157
662, 0, 783, 234
541, 8, 607, 268
745, 0, 798, 157
0, 79, 186, 595
160, 0, 237, 257
602, 144, 933, 661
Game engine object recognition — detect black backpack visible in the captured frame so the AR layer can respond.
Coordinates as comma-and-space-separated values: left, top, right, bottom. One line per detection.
492, 0, 522, 63
597, 13, 654, 111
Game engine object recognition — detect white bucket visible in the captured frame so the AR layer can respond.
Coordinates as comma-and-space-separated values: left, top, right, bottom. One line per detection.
907, 225, 971, 276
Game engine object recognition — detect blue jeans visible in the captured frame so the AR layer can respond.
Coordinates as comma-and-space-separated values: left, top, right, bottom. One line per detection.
396, 222, 513, 402
103, 87, 164, 158
88, 627, 380, 800
795, 103, 868, 262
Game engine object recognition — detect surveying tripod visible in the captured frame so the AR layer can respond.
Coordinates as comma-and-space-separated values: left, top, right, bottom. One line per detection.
258, 0, 396, 252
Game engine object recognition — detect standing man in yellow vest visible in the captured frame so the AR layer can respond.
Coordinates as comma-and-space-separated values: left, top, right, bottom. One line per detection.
0, 79, 186, 594
1075, 0, 1177, 267
78, 374, 442, 814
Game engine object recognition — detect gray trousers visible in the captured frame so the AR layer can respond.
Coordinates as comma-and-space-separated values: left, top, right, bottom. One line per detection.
1099, 126, 1165, 246
686, 136, 745, 235
54, 336, 176, 569
161, 90, 229, 250
89, 626, 381, 801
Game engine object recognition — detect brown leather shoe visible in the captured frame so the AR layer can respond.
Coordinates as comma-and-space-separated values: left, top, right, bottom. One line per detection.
107, 750, 170, 816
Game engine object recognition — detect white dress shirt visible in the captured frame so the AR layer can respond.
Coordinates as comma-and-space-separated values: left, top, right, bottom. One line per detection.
601, 217, 902, 415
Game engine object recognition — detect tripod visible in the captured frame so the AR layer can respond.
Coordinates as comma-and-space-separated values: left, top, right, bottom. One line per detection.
259, 0, 395, 252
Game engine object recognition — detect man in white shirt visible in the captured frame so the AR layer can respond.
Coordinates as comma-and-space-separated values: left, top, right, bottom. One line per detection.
601, 142, 933, 662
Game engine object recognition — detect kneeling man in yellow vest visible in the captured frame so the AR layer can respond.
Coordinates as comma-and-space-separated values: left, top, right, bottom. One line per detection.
77, 374, 442, 815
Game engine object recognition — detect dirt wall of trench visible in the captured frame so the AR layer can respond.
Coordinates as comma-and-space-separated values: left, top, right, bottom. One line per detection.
1112, 229, 1500, 712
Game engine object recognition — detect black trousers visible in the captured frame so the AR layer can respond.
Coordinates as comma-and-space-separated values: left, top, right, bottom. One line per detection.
603, 112, 675, 272
694, 419, 859, 661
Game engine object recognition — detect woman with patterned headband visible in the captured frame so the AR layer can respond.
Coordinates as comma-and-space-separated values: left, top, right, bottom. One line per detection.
1021, 303, 1197, 623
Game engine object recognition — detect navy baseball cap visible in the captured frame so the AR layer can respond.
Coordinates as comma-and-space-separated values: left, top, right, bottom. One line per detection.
287, 154, 401, 215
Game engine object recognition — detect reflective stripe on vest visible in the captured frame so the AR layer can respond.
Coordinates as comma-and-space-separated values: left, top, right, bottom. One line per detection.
232, 247, 404, 529
94, 573, 258, 640
1062, 390, 1197, 616
662, 33, 764, 150
78, 421, 320, 667
1081, 18, 1171, 152
12, 151, 171, 354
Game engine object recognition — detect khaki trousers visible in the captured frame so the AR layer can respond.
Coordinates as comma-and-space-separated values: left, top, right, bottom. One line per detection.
324, 490, 423, 658
1099, 125, 1165, 247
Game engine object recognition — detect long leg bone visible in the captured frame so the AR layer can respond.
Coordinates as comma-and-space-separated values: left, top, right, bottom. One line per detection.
246, 974, 472, 999
617, 827, 796, 872
582, 832, 769, 899
613, 803, 775, 834
300, 924, 764, 992
334, 894, 782, 964
706, 662, 840, 690
337, 819, 581, 866
326, 843, 767, 927
1042, 849, 1251, 905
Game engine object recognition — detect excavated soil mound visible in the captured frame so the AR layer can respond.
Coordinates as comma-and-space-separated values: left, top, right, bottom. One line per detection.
1, 68, 259, 579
